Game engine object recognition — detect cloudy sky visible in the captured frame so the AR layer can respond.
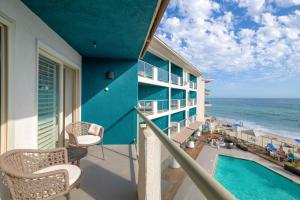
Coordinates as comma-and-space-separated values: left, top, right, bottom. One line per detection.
156, 0, 300, 98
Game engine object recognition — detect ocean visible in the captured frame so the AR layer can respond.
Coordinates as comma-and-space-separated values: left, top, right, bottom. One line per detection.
206, 98, 300, 139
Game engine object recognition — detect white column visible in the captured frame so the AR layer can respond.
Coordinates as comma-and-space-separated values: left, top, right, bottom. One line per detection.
197, 76, 205, 122
153, 101, 158, 115
153, 67, 158, 81
138, 124, 161, 200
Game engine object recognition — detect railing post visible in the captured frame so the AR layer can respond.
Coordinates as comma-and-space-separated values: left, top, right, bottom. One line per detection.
153, 101, 158, 115
153, 67, 158, 81
138, 124, 161, 200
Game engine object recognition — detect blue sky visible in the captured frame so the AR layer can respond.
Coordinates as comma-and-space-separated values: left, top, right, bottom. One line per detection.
156, 0, 300, 98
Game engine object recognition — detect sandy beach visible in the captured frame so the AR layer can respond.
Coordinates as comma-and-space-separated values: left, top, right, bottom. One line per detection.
211, 118, 300, 154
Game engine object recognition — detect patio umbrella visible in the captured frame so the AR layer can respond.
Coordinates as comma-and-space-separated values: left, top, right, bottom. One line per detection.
295, 139, 300, 143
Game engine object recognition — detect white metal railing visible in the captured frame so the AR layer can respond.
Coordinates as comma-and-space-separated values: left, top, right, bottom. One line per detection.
136, 108, 235, 200
157, 100, 169, 113
138, 60, 154, 79
171, 73, 183, 86
157, 67, 169, 83
138, 100, 154, 115
189, 81, 197, 89
189, 98, 197, 106
171, 99, 179, 110
179, 99, 186, 108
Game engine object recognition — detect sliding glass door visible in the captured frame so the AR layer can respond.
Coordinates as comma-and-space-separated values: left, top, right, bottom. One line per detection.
38, 55, 59, 149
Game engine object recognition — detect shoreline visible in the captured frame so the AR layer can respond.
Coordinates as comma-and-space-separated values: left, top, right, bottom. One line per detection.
210, 117, 300, 152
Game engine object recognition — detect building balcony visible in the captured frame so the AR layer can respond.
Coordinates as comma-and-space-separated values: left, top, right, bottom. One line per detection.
205, 89, 211, 95
189, 81, 197, 90
138, 60, 187, 89
138, 100, 169, 119
205, 101, 212, 107
189, 98, 197, 106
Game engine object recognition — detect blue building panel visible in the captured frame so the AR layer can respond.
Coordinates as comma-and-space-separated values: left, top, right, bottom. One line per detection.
189, 107, 197, 116
189, 91, 197, 99
171, 63, 183, 77
171, 111, 185, 122
138, 85, 169, 100
171, 88, 185, 99
82, 58, 138, 144
152, 116, 169, 133
143, 52, 169, 71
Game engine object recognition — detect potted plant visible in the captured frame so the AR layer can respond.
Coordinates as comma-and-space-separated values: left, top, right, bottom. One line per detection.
187, 136, 195, 148
195, 130, 201, 137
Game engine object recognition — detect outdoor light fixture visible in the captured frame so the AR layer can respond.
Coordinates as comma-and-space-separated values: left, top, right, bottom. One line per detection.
93, 41, 97, 48
105, 71, 114, 80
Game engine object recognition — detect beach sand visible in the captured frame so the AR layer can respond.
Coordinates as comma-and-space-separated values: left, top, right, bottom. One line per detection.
211, 119, 300, 153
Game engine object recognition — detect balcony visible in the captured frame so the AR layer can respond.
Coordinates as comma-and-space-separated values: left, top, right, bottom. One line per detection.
171, 73, 183, 86
189, 98, 197, 106
189, 81, 197, 89
205, 89, 211, 95
138, 60, 169, 85
205, 101, 212, 106
138, 100, 169, 118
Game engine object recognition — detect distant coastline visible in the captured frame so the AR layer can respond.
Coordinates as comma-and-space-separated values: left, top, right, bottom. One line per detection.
206, 98, 300, 139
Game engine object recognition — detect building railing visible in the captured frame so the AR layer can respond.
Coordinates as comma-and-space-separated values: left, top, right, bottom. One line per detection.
179, 99, 186, 108
189, 81, 197, 89
157, 100, 169, 113
171, 99, 179, 110
171, 73, 183, 86
157, 67, 169, 83
136, 108, 235, 200
189, 98, 197, 106
138, 60, 154, 79
138, 100, 154, 115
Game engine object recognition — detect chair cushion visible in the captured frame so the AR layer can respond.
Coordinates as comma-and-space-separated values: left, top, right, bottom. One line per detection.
34, 164, 81, 186
77, 135, 101, 145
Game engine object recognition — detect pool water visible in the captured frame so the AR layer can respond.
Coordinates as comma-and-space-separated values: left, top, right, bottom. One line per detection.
214, 155, 300, 200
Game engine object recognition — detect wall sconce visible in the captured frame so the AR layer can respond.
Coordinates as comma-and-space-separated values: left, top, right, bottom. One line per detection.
105, 71, 114, 80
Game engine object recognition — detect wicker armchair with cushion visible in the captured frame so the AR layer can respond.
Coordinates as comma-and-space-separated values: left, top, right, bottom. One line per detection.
0, 148, 81, 200
66, 122, 105, 159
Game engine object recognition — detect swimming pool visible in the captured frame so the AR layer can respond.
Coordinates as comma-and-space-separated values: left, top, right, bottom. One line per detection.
214, 155, 300, 200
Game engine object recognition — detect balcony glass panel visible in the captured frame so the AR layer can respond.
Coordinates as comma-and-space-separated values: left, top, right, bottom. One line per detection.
180, 99, 186, 108
157, 68, 169, 83
157, 100, 169, 113
171, 99, 179, 110
138, 100, 153, 115
138, 60, 153, 79
171, 74, 179, 85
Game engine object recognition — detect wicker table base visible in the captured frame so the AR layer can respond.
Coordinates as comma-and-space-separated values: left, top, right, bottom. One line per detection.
67, 146, 88, 167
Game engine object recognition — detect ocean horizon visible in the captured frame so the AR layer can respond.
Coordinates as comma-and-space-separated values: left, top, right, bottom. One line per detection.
206, 98, 300, 139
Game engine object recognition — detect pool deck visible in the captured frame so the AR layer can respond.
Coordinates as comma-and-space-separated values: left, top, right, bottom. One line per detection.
174, 144, 300, 200
199, 145, 300, 184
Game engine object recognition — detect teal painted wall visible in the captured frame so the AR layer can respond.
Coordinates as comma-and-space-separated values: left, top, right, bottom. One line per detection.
82, 58, 137, 144
189, 107, 197, 116
171, 63, 183, 77
171, 88, 185, 99
143, 52, 169, 71
171, 111, 185, 122
190, 74, 197, 82
138, 85, 169, 100
152, 116, 169, 134
189, 91, 197, 99
22, 0, 159, 59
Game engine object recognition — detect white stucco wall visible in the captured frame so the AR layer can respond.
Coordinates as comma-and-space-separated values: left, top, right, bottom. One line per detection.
0, 0, 82, 149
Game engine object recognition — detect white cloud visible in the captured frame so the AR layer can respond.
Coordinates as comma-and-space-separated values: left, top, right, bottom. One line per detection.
272, 0, 300, 7
157, 0, 300, 79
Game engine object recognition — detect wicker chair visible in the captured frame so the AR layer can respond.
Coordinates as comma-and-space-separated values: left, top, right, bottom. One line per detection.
66, 122, 105, 159
0, 148, 81, 200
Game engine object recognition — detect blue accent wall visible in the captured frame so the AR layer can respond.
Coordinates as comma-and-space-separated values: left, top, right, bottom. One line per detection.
171, 88, 185, 99
189, 107, 197, 116
190, 74, 197, 82
152, 116, 169, 133
171, 63, 183, 77
143, 52, 169, 71
189, 91, 197, 99
82, 58, 137, 144
171, 111, 185, 122
138, 85, 169, 100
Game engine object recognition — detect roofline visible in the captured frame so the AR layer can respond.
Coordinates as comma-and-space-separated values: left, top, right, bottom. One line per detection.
139, 0, 170, 58
148, 36, 202, 76
202, 78, 214, 83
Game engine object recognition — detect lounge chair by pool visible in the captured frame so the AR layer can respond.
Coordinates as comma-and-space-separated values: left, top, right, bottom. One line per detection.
267, 143, 277, 152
